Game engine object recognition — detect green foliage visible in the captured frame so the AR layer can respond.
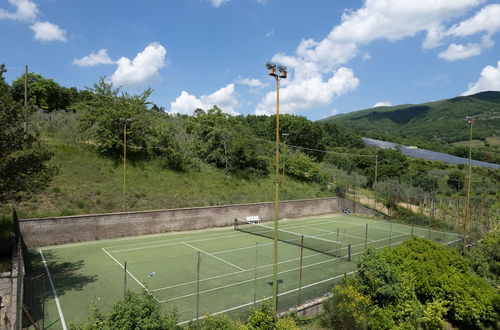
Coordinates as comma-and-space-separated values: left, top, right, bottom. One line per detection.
466, 228, 500, 286
0, 66, 57, 204
285, 151, 320, 182
10, 72, 77, 111
447, 170, 465, 191
246, 301, 276, 329
198, 313, 242, 330
0, 214, 11, 257
72, 290, 179, 330
188, 107, 267, 174
323, 278, 370, 329
324, 238, 500, 329
73, 78, 154, 157
323, 91, 500, 164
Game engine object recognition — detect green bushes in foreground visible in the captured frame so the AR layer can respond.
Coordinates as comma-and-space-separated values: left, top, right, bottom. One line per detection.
323, 237, 500, 329
72, 293, 299, 330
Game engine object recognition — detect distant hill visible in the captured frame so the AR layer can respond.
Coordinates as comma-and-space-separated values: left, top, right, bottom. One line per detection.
322, 91, 500, 146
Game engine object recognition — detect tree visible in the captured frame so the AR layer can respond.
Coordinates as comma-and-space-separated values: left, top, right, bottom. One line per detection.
188, 107, 267, 174
73, 78, 154, 157
447, 170, 465, 191
0, 65, 56, 204
73, 290, 179, 330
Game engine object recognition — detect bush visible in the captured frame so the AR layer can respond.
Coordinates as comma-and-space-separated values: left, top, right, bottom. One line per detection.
72, 290, 179, 330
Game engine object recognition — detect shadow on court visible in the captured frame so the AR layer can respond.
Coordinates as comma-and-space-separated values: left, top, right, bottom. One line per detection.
22, 250, 97, 329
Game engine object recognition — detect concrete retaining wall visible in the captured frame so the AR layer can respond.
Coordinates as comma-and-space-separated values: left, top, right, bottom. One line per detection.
19, 197, 376, 248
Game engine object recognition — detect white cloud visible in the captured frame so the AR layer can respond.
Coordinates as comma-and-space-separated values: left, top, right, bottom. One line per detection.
362, 53, 371, 61
265, 28, 274, 38
111, 43, 166, 86
438, 43, 481, 61
72, 49, 114, 67
447, 4, 500, 37
30, 21, 67, 42
372, 101, 392, 107
210, 0, 229, 7
330, 109, 339, 116
0, 0, 38, 22
236, 78, 266, 88
170, 84, 239, 115
256, 0, 483, 114
256, 67, 359, 115
463, 60, 500, 95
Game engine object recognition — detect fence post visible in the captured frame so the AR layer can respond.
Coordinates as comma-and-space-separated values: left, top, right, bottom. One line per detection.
254, 242, 258, 307
348, 244, 351, 262
124, 261, 127, 297
196, 251, 201, 328
365, 224, 368, 250
298, 235, 304, 307
389, 221, 392, 246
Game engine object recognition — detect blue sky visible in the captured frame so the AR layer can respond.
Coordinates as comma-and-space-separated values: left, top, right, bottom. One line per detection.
1, 0, 500, 120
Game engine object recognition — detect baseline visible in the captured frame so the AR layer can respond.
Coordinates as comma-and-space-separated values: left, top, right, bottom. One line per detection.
39, 249, 68, 330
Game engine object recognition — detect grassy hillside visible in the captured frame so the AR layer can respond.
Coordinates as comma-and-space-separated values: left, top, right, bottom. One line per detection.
2, 142, 332, 219
323, 91, 500, 147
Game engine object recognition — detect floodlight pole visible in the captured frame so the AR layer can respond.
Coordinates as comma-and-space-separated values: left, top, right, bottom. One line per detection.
120, 118, 132, 212
463, 117, 474, 245
266, 62, 287, 315
282, 133, 289, 200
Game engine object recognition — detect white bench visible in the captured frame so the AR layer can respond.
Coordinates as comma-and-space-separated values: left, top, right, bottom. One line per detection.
245, 215, 261, 224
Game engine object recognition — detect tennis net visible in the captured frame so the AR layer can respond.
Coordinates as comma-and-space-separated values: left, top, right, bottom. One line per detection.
234, 218, 344, 258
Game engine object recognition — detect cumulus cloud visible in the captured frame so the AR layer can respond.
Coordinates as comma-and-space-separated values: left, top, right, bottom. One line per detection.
438, 43, 481, 61
256, 0, 483, 114
447, 4, 500, 37
255, 67, 359, 115
463, 60, 500, 95
210, 0, 229, 7
111, 43, 166, 86
30, 21, 67, 42
236, 78, 266, 88
170, 84, 239, 115
0, 0, 38, 21
72, 49, 114, 67
373, 101, 392, 107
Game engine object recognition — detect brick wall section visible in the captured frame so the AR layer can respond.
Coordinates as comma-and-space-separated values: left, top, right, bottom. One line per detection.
19, 197, 376, 248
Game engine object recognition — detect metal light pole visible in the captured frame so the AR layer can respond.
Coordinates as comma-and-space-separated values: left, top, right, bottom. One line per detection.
119, 118, 133, 212
281, 133, 289, 200
266, 62, 287, 315
463, 116, 475, 244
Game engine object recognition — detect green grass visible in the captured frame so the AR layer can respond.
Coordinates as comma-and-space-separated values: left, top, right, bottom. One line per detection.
22, 214, 460, 329
4, 143, 332, 219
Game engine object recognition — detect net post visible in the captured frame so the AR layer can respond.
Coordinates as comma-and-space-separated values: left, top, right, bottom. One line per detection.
389, 221, 392, 246
254, 242, 258, 307
124, 261, 127, 297
365, 223, 368, 250
196, 251, 201, 328
336, 228, 339, 242
348, 244, 351, 262
298, 235, 304, 307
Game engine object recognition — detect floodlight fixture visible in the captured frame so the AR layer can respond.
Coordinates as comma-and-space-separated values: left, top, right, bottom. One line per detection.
266, 62, 277, 77
465, 115, 475, 124
277, 65, 287, 79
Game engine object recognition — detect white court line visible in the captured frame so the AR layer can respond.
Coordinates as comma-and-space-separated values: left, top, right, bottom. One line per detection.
101, 248, 152, 295
183, 242, 245, 271
104, 217, 339, 250
301, 225, 374, 242
39, 249, 67, 330
176, 233, 457, 324
152, 232, 411, 293
177, 270, 358, 325
108, 218, 341, 254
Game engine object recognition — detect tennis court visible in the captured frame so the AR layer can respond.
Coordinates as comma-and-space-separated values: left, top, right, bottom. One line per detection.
22, 214, 461, 329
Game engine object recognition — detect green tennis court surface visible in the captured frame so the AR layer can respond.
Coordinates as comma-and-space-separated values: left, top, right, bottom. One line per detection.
22, 214, 461, 329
